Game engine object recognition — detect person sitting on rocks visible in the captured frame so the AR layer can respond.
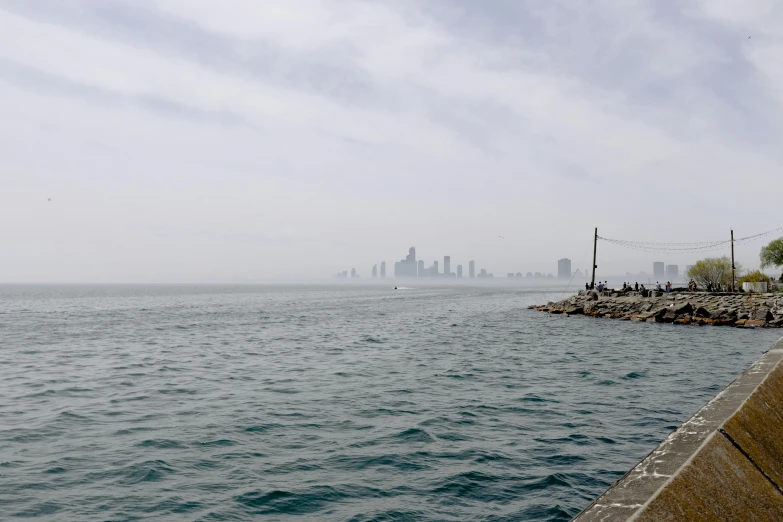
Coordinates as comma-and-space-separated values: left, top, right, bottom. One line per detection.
635, 282, 639, 291
585, 282, 590, 291
656, 282, 662, 291
623, 282, 627, 290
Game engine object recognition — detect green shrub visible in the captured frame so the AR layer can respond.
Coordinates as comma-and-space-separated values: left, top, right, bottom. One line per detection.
737, 270, 771, 284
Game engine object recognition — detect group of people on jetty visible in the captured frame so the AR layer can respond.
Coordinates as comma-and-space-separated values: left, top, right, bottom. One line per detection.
584, 279, 716, 296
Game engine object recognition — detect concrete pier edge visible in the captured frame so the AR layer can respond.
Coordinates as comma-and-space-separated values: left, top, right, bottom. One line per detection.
574, 335, 783, 521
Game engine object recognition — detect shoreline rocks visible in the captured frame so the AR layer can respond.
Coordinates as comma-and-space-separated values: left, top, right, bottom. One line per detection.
531, 290, 783, 328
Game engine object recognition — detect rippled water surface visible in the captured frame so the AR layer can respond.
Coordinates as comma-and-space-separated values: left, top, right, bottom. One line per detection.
1, 284, 780, 521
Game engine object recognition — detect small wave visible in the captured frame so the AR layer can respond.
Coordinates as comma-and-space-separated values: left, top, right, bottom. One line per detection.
622, 371, 647, 380
394, 428, 435, 443
516, 503, 576, 521
345, 509, 426, 521
57, 411, 88, 421
198, 439, 235, 447
522, 473, 573, 491
235, 485, 392, 515
542, 454, 586, 466
432, 471, 503, 500
136, 439, 187, 449
245, 424, 283, 433
520, 394, 560, 403
11, 502, 62, 518
120, 460, 174, 484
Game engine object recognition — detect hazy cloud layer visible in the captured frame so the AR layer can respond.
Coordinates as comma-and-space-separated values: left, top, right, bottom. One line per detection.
1, 0, 781, 282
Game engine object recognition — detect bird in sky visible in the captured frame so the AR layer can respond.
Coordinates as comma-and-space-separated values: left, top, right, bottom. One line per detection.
48, 198, 51, 202
498, 235, 505, 239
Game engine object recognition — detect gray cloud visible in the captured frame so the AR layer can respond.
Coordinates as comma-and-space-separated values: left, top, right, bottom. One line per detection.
0, 0, 781, 282
0, 58, 245, 126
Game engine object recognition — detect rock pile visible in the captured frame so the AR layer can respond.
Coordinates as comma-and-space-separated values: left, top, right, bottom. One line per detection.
531, 290, 783, 328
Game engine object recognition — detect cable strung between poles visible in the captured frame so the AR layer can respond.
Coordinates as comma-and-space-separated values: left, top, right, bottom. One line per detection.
597, 224, 783, 253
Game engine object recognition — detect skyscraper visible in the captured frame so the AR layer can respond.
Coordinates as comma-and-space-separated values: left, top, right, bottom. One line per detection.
417, 260, 424, 277
558, 258, 572, 279
372, 264, 377, 278
457, 265, 463, 278
380, 261, 386, 278
666, 265, 679, 280
433, 260, 439, 276
653, 262, 665, 279
351, 268, 357, 278
394, 246, 418, 278
443, 256, 451, 277
469, 260, 475, 279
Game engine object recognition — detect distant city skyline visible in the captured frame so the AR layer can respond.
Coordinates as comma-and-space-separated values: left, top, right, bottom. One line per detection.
340, 248, 573, 281
336, 247, 712, 282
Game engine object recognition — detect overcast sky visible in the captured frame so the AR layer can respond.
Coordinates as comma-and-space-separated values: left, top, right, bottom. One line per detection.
1, 0, 781, 282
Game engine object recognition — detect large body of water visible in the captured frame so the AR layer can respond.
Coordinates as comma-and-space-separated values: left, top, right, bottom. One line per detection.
1, 284, 780, 521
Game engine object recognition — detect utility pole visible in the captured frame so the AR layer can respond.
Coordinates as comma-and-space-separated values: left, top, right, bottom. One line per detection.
591, 227, 598, 289
731, 229, 735, 292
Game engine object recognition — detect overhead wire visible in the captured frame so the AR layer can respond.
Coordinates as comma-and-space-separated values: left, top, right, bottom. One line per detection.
597, 224, 783, 253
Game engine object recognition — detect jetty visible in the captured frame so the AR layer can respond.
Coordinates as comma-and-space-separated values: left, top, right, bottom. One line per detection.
531, 289, 783, 328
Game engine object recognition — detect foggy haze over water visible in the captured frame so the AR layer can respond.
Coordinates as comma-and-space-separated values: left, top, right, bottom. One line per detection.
1, 0, 782, 283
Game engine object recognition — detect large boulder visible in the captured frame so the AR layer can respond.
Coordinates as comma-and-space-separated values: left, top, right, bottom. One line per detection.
694, 306, 711, 318
673, 302, 693, 315
739, 319, 766, 328
751, 308, 774, 322
662, 310, 678, 323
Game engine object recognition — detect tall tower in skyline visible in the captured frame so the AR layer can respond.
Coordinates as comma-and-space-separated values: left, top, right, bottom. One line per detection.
444, 256, 451, 277
469, 260, 475, 279
457, 265, 463, 278
433, 260, 439, 276
380, 261, 386, 278
558, 258, 572, 279
417, 260, 424, 276
372, 264, 377, 278
394, 246, 418, 278
351, 268, 357, 278
653, 262, 665, 279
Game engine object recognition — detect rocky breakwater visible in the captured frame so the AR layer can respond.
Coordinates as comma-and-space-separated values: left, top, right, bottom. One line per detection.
532, 290, 783, 328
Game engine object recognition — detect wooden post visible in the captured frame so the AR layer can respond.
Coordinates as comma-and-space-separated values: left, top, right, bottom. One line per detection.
731, 229, 735, 292
591, 227, 598, 289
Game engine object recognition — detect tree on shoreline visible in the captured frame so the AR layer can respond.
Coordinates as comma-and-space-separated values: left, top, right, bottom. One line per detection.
760, 238, 783, 272
687, 256, 741, 290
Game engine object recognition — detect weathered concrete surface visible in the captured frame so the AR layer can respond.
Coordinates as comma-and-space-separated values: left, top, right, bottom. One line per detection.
635, 433, 783, 521
574, 336, 783, 521
533, 291, 783, 328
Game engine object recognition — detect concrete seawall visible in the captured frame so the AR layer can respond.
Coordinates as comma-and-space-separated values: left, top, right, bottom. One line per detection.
575, 336, 783, 521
